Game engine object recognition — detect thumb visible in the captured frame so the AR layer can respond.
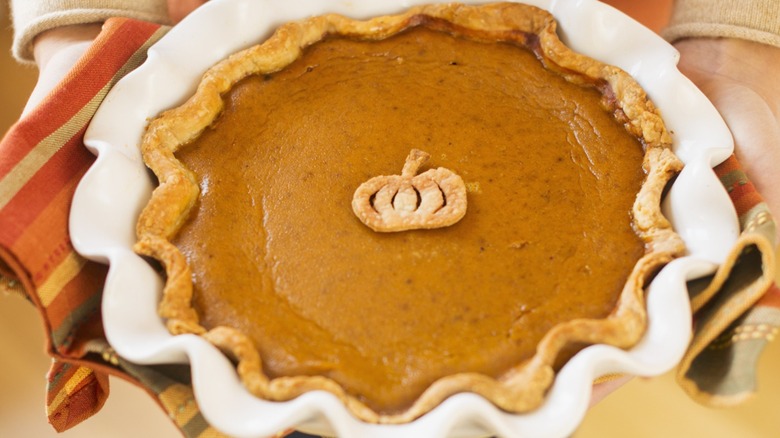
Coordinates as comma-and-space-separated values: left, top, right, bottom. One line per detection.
168, 0, 209, 24
707, 83, 780, 228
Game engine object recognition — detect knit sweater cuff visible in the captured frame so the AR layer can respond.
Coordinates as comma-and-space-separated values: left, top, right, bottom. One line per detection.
662, 0, 780, 48
10, 0, 169, 63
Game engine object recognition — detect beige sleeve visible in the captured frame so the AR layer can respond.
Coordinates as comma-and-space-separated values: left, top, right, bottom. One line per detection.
662, 0, 780, 47
9, 0, 170, 63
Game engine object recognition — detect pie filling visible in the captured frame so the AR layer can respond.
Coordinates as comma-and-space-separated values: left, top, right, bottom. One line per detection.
172, 26, 646, 413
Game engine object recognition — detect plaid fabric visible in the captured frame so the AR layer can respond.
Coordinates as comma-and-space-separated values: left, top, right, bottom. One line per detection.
0, 17, 776, 437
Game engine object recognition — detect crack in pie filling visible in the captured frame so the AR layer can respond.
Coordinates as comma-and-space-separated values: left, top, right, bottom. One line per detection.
135, 2, 686, 423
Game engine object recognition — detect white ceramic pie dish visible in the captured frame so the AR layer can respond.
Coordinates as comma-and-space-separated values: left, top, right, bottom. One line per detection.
71, 0, 739, 437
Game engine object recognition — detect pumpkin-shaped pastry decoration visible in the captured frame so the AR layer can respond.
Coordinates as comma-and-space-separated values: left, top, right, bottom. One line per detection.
352, 149, 467, 232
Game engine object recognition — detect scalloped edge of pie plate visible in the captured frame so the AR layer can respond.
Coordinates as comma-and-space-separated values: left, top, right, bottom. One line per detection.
71, 0, 739, 437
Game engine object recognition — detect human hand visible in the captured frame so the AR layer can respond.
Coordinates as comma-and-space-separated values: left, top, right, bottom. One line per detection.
167, 0, 209, 24
674, 38, 780, 233
588, 38, 780, 408
26, 1, 209, 114
589, 375, 632, 407
23, 24, 103, 115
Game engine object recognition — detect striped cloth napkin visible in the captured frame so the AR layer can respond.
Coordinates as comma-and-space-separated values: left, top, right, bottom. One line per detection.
0, 17, 777, 437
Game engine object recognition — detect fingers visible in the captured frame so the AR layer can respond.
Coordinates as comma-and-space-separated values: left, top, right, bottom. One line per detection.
26, 24, 103, 115
675, 38, 780, 242
589, 375, 632, 407
708, 84, 780, 229
168, 0, 209, 24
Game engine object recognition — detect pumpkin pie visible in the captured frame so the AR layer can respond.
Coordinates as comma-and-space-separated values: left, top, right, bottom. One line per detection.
134, 2, 685, 423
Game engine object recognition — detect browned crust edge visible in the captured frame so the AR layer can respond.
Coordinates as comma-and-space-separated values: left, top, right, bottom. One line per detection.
134, 2, 686, 424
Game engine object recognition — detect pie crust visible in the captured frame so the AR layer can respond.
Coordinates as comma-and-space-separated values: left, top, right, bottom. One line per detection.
352, 149, 469, 232
135, 2, 685, 423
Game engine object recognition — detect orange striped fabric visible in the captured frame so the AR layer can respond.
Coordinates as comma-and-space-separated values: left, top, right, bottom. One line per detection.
0, 18, 226, 435
0, 18, 163, 357
0, 17, 160, 430
0, 16, 776, 437
675, 156, 779, 406
46, 360, 109, 431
